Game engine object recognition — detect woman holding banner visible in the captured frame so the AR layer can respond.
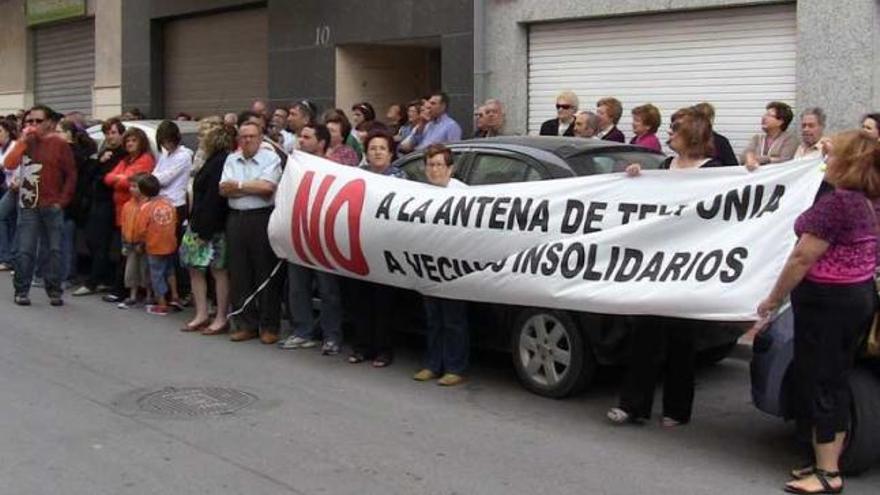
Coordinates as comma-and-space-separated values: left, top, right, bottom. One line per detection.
411, 144, 470, 387
348, 131, 405, 367
607, 108, 720, 428
755, 130, 879, 494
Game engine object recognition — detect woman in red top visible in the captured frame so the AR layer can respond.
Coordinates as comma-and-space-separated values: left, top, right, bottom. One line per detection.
104, 128, 154, 227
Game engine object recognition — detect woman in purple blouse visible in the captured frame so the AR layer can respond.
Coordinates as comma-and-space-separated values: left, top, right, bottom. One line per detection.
629, 104, 663, 153
756, 130, 880, 494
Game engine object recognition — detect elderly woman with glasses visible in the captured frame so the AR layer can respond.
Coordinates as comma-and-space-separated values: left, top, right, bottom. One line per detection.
539, 91, 578, 136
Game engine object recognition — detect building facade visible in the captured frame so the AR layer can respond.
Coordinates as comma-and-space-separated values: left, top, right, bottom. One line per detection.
1, 0, 474, 133
485, 0, 880, 153
0, 0, 122, 119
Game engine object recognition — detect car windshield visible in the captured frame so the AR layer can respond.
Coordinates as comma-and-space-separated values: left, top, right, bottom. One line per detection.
566, 150, 666, 176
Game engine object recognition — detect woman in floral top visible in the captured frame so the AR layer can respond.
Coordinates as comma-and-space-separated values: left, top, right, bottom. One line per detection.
757, 130, 880, 494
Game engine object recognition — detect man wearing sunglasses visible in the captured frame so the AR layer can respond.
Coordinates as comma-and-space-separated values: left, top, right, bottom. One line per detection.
2, 104, 76, 307
539, 91, 578, 137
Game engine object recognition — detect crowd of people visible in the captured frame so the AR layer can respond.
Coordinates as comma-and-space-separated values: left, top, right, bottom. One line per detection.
3, 89, 880, 493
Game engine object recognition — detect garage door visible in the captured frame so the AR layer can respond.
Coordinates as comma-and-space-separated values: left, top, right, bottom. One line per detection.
164, 8, 268, 119
528, 4, 796, 155
34, 19, 95, 117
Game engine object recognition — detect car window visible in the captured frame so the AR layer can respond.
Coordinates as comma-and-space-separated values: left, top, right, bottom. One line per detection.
468, 154, 545, 185
566, 151, 666, 176
400, 152, 466, 183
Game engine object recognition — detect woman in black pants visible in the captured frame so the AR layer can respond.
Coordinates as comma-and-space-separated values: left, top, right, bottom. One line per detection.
73, 118, 126, 297
347, 130, 405, 368
757, 130, 880, 494
607, 108, 723, 427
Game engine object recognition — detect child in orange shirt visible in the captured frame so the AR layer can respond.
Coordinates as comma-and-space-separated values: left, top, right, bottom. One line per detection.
118, 173, 150, 309
133, 175, 179, 316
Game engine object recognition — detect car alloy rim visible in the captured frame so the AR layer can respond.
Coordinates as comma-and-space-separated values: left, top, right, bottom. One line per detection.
519, 314, 572, 387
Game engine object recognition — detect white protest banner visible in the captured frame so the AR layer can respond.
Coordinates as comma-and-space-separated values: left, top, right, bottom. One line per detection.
268, 151, 825, 321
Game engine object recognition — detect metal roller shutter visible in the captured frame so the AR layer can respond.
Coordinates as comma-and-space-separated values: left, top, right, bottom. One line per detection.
34, 19, 95, 117
163, 8, 268, 119
528, 4, 797, 154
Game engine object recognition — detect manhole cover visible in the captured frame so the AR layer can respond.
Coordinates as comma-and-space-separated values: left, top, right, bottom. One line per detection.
137, 387, 257, 417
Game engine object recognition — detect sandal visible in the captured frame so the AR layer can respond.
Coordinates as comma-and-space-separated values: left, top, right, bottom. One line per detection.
607, 407, 642, 425
201, 322, 229, 336
180, 320, 209, 332
791, 464, 815, 480
784, 469, 843, 494
371, 355, 393, 368
661, 416, 686, 427
348, 353, 366, 364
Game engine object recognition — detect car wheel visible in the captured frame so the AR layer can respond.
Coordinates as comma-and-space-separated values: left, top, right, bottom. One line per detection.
841, 367, 880, 475
511, 309, 595, 398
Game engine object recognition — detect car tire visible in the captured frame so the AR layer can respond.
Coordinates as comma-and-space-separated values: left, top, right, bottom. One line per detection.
511, 309, 595, 398
840, 367, 880, 475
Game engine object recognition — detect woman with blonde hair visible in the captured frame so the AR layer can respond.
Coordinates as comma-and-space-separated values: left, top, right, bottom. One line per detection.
179, 124, 236, 335
756, 130, 880, 494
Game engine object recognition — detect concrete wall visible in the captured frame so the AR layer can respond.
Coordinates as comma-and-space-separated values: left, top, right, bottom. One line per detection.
122, 0, 474, 133
796, 0, 879, 131
335, 45, 436, 119
93, 0, 122, 119
486, 0, 880, 135
269, 0, 473, 134
0, 0, 30, 115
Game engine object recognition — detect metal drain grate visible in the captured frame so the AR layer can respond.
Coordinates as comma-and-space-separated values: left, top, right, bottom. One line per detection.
137, 387, 257, 417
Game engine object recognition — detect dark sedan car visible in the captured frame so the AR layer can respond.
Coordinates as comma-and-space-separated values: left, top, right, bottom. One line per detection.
392, 136, 746, 398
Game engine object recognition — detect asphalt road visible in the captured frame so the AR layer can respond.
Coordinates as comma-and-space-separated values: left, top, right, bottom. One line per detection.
0, 281, 877, 495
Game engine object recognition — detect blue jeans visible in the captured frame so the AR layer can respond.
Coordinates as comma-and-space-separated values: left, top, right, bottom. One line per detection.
148, 254, 174, 298
0, 189, 17, 264
287, 263, 343, 344
14, 206, 64, 297
36, 218, 75, 282
423, 296, 469, 374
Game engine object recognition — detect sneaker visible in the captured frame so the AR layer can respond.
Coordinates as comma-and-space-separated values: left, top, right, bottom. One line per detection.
13, 294, 30, 306
321, 341, 341, 356
95, 284, 112, 293
49, 296, 64, 307
102, 294, 122, 303
117, 298, 138, 309
413, 369, 438, 381
72, 286, 95, 297
168, 299, 185, 312
146, 304, 170, 316
278, 336, 319, 350
0, 263, 12, 271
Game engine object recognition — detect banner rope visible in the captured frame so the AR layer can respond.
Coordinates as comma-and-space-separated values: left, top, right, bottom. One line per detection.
226, 260, 285, 318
